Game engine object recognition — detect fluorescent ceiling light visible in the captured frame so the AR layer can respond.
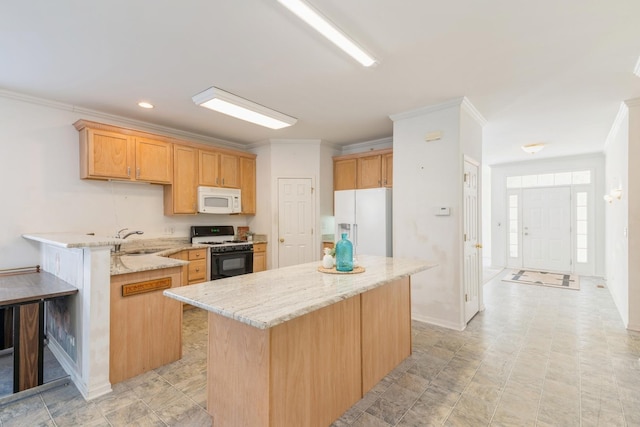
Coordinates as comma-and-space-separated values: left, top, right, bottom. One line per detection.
192, 87, 297, 130
277, 0, 377, 67
521, 143, 545, 154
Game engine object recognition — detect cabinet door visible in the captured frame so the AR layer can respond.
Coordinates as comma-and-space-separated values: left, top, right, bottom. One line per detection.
85, 129, 133, 179
240, 157, 256, 215
135, 137, 172, 183
220, 153, 240, 188
253, 252, 266, 272
382, 153, 393, 188
334, 159, 357, 191
199, 150, 220, 186
357, 155, 382, 189
170, 145, 198, 214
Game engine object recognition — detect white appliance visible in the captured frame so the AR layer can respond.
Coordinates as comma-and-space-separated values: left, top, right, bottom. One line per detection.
334, 188, 392, 257
197, 187, 242, 214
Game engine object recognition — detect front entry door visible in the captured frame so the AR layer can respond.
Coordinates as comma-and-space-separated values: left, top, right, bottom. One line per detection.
522, 187, 571, 272
463, 159, 481, 324
278, 178, 314, 268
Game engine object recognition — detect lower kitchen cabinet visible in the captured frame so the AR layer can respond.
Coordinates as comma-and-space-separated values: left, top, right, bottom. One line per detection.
110, 267, 183, 384
169, 248, 208, 309
253, 242, 267, 272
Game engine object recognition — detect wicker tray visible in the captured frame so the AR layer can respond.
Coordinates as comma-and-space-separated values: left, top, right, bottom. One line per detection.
317, 266, 365, 274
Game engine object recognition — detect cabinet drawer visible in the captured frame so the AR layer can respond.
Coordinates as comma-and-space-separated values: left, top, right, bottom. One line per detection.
188, 259, 207, 283
253, 242, 267, 253
189, 248, 207, 261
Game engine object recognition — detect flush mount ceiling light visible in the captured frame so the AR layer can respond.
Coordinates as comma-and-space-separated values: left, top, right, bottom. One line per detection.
277, 0, 377, 67
192, 87, 297, 130
521, 143, 545, 154
137, 101, 154, 109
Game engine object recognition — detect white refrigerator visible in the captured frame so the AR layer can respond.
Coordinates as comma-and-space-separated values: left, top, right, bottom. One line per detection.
334, 188, 392, 257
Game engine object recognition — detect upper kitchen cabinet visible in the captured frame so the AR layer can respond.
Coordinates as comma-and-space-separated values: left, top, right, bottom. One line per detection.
240, 157, 256, 215
75, 120, 172, 184
333, 158, 357, 191
164, 145, 198, 215
199, 150, 240, 189
333, 149, 392, 191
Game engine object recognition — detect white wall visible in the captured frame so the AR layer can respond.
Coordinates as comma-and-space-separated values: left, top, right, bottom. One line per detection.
490, 153, 605, 276
253, 139, 339, 268
628, 99, 640, 331
0, 93, 252, 269
391, 98, 484, 331
604, 105, 629, 327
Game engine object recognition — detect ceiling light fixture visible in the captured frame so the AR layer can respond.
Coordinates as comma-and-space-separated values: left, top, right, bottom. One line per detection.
192, 87, 297, 130
277, 0, 377, 67
138, 101, 154, 109
521, 143, 545, 154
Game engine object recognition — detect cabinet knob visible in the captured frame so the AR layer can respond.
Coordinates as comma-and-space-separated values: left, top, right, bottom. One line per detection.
127, 166, 131, 177
279, 238, 284, 243
195, 268, 200, 272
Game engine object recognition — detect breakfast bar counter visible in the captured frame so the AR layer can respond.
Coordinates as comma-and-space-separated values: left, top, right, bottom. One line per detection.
164, 255, 435, 427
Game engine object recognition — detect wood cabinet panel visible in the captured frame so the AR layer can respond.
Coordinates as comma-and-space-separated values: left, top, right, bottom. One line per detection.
361, 276, 411, 393
240, 157, 256, 215
253, 242, 267, 272
82, 129, 133, 180
188, 259, 206, 283
134, 137, 172, 183
164, 145, 198, 215
110, 267, 182, 384
220, 153, 240, 188
333, 149, 392, 191
333, 158, 357, 191
199, 150, 220, 187
207, 295, 361, 427
382, 152, 393, 187
357, 155, 383, 189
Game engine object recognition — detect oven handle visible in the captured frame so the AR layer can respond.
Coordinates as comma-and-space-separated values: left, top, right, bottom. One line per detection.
211, 250, 254, 256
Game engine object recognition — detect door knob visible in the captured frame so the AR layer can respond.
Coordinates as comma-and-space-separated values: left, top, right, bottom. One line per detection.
279, 238, 285, 243
475, 243, 483, 249
524, 233, 529, 236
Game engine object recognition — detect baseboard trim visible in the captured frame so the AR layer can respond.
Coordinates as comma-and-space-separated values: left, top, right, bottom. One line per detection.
411, 313, 465, 331
47, 337, 112, 401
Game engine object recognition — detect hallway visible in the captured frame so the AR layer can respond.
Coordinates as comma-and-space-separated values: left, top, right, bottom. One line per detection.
1, 273, 639, 426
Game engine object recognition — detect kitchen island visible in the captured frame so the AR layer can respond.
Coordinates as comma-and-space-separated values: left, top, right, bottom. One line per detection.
164, 255, 435, 427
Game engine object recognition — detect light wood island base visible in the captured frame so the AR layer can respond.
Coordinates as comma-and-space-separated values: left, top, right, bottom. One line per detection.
206, 276, 411, 427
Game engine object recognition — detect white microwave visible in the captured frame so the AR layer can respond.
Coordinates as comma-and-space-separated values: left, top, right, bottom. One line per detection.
198, 187, 242, 214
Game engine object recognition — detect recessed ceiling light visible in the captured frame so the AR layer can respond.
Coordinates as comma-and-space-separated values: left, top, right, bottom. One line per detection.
521, 143, 545, 154
138, 101, 154, 109
192, 87, 297, 130
277, 0, 377, 67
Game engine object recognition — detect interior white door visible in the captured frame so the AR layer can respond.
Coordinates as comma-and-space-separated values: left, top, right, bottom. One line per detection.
463, 160, 481, 324
278, 178, 314, 268
522, 187, 571, 272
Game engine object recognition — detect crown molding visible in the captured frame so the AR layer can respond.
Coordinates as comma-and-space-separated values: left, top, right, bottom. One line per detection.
340, 136, 392, 155
604, 102, 629, 150
389, 96, 486, 126
0, 88, 246, 151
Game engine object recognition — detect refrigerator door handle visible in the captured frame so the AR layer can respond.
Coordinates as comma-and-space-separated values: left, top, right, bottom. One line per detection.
353, 223, 357, 247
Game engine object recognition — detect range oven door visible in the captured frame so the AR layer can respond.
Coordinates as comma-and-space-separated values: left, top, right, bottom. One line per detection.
211, 250, 254, 279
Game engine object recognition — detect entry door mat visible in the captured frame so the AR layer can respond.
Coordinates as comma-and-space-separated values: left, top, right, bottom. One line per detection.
502, 269, 579, 290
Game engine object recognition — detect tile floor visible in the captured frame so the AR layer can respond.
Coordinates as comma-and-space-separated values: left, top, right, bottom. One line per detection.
1, 273, 639, 426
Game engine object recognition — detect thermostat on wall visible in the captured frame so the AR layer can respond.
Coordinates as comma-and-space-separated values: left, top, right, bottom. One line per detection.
435, 207, 451, 216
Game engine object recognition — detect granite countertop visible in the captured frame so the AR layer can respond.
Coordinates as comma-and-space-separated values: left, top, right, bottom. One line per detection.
110, 242, 211, 276
164, 255, 435, 330
23, 232, 123, 248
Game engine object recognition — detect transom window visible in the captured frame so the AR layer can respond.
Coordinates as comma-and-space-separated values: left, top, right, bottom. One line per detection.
506, 170, 591, 188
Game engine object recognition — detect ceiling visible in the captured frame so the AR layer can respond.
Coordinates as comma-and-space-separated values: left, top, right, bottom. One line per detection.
2, 1, 640, 165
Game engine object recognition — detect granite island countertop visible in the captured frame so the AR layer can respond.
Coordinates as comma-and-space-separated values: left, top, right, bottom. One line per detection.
164, 255, 436, 330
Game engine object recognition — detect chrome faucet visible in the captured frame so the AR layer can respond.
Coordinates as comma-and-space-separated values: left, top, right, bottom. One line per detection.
113, 228, 144, 253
